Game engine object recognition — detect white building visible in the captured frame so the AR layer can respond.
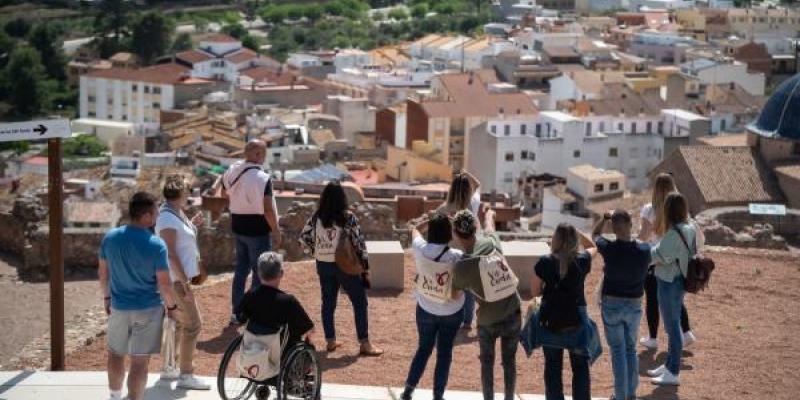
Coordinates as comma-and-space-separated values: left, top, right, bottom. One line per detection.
467, 108, 709, 194
176, 34, 278, 82
511, 29, 583, 52
547, 70, 627, 109
628, 0, 695, 10
408, 34, 514, 71
566, 164, 625, 201
680, 58, 766, 96
71, 118, 135, 147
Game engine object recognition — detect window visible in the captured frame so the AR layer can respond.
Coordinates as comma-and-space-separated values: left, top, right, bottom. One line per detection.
573, 150, 581, 158
585, 122, 592, 137
144, 86, 150, 94
504, 125, 510, 136
88, 96, 96, 102
122, 115, 127, 121
599, 121, 605, 132
594, 183, 604, 193
631, 122, 637, 133
88, 111, 96, 117
610, 182, 619, 191
535, 124, 542, 137
153, 102, 160, 109
521, 150, 528, 160
618, 122, 624, 132
153, 87, 161, 94
720, 119, 726, 132
132, 84, 138, 91
491, 125, 496, 134
499, 107, 505, 114
505, 152, 514, 162
609, 147, 618, 157
107, 114, 113, 119
530, 152, 535, 161
658, 121, 664, 134
646, 121, 652, 133
520, 124, 527, 135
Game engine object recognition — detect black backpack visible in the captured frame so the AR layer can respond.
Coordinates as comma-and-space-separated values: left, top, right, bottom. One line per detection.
673, 226, 716, 294
539, 258, 582, 333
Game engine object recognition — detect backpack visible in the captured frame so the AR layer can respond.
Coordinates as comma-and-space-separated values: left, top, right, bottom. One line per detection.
539, 257, 582, 333
673, 226, 715, 294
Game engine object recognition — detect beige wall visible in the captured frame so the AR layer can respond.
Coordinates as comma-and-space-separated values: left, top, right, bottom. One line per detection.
385, 145, 452, 183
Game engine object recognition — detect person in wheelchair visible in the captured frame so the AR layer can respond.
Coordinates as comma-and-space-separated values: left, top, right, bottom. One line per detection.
234, 251, 315, 349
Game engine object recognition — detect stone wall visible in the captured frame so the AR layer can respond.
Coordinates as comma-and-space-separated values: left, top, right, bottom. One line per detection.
697, 207, 800, 250
0, 213, 27, 256
21, 227, 107, 281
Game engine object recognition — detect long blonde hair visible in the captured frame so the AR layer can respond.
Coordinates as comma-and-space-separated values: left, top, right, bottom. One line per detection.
551, 223, 579, 278
652, 173, 677, 237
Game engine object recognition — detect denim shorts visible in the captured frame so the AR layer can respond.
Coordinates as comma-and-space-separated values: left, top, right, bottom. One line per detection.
107, 306, 164, 356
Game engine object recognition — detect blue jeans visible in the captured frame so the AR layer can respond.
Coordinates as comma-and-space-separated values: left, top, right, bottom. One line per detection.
657, 276, 686, 375
231, 233, 271, 311
602, 297, 642, 400
463, 291, 475, 327
316, 261, 369, 341
404, 305, 463, 399
543, 346, 590, 400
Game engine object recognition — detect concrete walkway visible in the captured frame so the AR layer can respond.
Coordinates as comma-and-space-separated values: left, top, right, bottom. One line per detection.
0, 371, 606, 399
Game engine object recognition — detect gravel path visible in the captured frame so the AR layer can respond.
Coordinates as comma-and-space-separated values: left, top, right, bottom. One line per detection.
60, 248, 800, 399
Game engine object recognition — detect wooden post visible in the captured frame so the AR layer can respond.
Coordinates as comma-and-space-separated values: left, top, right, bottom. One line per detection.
48, 138, 64, 371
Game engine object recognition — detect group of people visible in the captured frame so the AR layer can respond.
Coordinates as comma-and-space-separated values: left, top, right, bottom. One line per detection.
98, 138, 700, 400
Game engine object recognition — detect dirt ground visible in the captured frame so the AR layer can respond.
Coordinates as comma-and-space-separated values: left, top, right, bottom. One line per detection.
63, 248, 800, 400
0, 255, 102, 368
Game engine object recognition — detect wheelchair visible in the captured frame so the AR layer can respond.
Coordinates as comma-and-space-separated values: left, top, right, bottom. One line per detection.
217, 331, 321, 400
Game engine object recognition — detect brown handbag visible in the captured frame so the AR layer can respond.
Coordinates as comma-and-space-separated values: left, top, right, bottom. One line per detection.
335, 223, 364, 276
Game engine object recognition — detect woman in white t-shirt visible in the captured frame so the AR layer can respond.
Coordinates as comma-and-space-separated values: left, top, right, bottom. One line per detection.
437, 170, 482, 330
399, 213, 465, 400
638, 173, 695, 351
155, 176, 209, 390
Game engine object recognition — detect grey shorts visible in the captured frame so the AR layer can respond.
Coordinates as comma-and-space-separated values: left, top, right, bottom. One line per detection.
107, 306, 164, 356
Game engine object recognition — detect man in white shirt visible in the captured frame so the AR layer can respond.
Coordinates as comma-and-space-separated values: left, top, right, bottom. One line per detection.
221, 139, 281, 323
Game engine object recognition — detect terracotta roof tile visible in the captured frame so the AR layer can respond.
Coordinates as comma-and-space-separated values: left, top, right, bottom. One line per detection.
676, 146, 784, 204
774, 164, 800, 181
85, 63, 193, 85
696, 134, 749, 147
225, 48, 258, 64
200, 33, 240, 43
419, 71, 537, 118
239, 66, 296, 86
176, 50, 213, 64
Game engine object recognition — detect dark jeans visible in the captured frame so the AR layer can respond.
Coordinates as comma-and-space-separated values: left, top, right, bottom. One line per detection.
478, 312, 520, 400
232, 233, 271, 311
463, 291, 475, 327
543, 346, 590, 400
404, 305, 463, 399
316, 261, 369, 341
645, 269, 690, 338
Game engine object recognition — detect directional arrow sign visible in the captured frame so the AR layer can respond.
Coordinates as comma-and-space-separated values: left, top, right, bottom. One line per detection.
0, 118, 71, 142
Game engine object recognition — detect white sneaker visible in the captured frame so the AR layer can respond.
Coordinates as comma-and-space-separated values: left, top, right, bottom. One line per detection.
683, 331, 696, 348
647, 364, 666, 377
639, 337, 658, 350
160, 366, 180, 380
177, 374, 211, 390
651, 370, 680, 386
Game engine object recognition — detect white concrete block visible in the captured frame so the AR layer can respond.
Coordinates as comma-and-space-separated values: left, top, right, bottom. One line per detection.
365, 241, 405, 290
501, 240, 550, 297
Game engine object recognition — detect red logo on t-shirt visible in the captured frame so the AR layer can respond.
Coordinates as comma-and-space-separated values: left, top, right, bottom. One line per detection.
436, 271, 450, 286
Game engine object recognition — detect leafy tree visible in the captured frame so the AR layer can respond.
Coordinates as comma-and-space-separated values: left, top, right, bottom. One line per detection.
372, 11, 386, 21
3, 46, 49, 118
221, 11, 241, 25
222, 23, 248, 39
261, 5, 288, 24
94, 0, 131, 56
3, 18, 30, 38
242, 35, 260, 51
286, 4, 305, 21
303, 4, 324, 22
27, 24, 67, 81
62, 134, 107, 158
172, 32, 193, 52
388, 8, 409, 20
130, 12, 174, 65
411, 3, 429, 19
0, 30, 15, 69
192, 15, 210, 33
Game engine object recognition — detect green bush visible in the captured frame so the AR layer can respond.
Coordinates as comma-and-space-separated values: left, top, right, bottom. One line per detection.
388, 8, 408, 20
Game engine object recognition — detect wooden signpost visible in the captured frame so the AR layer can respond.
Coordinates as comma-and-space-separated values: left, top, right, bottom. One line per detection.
0, 118, 72, 370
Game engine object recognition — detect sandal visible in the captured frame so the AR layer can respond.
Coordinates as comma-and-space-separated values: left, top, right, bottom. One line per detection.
359, 342, 384, 357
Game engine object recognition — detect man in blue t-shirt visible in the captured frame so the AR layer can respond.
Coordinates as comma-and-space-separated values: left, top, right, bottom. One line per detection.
99, 192, 177, 400
592, 209, 651, 400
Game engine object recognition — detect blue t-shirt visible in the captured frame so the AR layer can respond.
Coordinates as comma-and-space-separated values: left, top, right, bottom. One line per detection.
99, 225, 169, 311
596, 236, 651, 299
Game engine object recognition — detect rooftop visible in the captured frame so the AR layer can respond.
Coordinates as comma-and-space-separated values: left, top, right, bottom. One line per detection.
176, 50, 213, 65
568, 164, 625, 180
85, 63, 202, 85
696, 133, 749, 147
419, 71, 537, 118
200, 33, 240, 43
225, 48, 258, 64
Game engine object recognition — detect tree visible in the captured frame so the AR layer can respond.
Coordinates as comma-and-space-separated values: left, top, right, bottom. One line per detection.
130, 12, 173, 65
171, 32, 193, 52
28, 24, 67, 81
62, 134, 107, 158
242, 35, 260, 52
303, 4, 324, 22
411, 3, 429, 19
221, 23, 248, 39
0, 30, 15, 69
3, 46, 48, 118
388, 8, 408, 20
94, 0, 130, 56
261, 5, 288, 24
4, 18, 30, 38
286, 4, 305, 21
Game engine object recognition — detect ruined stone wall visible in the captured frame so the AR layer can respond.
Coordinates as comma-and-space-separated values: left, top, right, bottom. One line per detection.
697, 207, 800, 250
0, 213, 26, 256
21, 227, 107, 281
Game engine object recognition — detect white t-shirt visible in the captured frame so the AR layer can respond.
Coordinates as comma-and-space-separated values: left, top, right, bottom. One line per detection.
313, 219, 342, 263
640, 203, 658, 244
156, 210, 200, 282
412, 236, 464, 316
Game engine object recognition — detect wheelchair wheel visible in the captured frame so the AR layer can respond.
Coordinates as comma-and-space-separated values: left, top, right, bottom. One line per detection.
217, 334, 257, 400
277, 343, 321, 400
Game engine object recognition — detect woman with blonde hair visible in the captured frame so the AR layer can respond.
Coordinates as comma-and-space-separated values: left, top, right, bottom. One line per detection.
531, 223, 598, 400
638, 173, 694, 350
647, 192, 698, 385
